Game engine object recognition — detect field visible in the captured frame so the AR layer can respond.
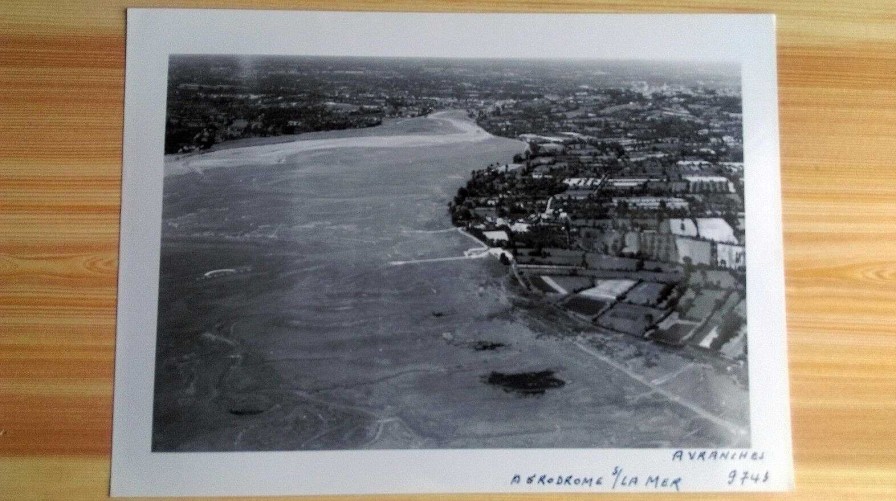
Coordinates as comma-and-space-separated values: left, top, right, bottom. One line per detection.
597, 302, 667, 336
540, 275, 593, 294
563, 296, 609, 317
683, 289, 728, 322
650, 323, 696, 346
526, 275, 558, 294
625, 281, 669, 306
579, 279, 638, 300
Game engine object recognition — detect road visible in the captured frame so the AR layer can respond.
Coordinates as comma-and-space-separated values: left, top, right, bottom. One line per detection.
573, 340, 749, 440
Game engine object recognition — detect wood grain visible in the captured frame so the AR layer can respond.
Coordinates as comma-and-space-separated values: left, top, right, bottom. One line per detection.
1, 1, 895, 499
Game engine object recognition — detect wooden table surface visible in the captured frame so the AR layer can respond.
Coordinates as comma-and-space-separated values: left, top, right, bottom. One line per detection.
2, 1, 894, 499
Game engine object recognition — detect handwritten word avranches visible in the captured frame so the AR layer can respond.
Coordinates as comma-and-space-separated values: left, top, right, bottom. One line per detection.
672, 449, 766, 461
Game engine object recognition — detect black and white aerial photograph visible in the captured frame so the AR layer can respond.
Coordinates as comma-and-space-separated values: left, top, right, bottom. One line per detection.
151, 54, 750, 452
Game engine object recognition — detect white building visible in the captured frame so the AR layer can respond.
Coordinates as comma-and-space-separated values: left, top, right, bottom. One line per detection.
482, 230, 509, 245
683, 175, 735, 193
717, 243, 746, 270
668, 218, 737, 244
615, 197, 689, 210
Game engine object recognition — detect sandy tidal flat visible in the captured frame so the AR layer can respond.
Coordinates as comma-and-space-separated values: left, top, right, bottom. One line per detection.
152, 112, 749, 451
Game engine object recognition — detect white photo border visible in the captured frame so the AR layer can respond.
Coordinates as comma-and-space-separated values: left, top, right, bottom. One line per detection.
113, 9, 792, 496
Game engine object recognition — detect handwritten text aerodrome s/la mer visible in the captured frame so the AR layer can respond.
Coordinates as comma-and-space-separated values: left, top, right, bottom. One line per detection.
511, 468, 683, 492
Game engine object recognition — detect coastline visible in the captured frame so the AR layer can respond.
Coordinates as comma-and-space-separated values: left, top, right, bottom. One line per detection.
163, 110, 495, 178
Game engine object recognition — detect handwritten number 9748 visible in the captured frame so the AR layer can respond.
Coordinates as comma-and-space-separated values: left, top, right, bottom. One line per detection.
728, 470, 769, 486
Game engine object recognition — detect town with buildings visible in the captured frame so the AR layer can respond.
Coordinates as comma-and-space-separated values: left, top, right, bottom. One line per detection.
452, 82, 747, 361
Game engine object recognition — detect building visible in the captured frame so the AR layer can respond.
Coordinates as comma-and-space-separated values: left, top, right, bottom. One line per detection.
614, 197, 689, 210
667, 218, 737, 244
683, 175, 735, 193
717, 243, 746, 270
482, 230, 509, 246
